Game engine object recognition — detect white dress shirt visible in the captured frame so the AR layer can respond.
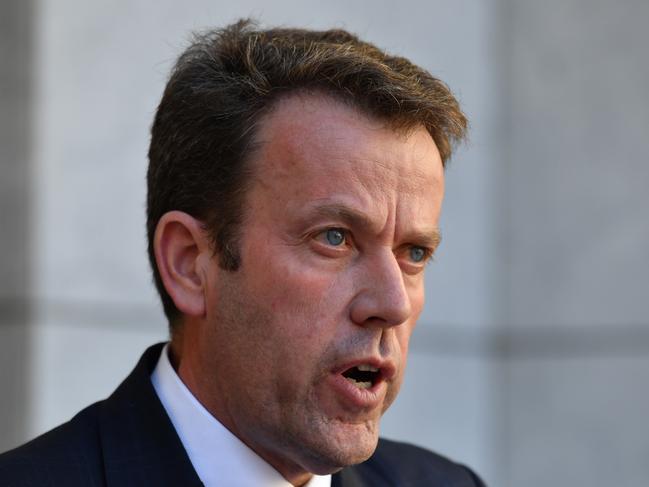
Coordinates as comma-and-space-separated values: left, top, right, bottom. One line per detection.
151, 344, 331, 487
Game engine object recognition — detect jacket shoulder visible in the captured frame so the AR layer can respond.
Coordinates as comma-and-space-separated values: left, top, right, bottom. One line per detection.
0, 402, 105, 486
339, 438, 486, 487
0, 344, 200, 487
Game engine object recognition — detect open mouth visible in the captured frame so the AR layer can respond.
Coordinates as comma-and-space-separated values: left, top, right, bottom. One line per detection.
341, 364, 380, 390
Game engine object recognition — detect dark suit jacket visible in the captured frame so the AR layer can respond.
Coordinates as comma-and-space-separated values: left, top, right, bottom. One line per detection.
0, 343, 485, 486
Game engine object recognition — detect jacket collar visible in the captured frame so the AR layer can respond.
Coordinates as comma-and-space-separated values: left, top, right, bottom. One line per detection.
98, 343, 203, 486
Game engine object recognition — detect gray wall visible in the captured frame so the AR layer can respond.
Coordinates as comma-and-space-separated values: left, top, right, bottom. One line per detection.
499, 1, 649, 485
0, 0, 34, 454
1, 1, 648, 486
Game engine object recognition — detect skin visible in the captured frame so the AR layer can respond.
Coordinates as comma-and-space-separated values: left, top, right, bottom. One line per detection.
155, 93, 445, 486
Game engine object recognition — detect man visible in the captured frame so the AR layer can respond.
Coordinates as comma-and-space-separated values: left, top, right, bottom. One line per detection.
0, 20, 484, 486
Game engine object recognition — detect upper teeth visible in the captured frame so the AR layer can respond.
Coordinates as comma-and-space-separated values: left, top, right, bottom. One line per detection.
357, 364, 379, 372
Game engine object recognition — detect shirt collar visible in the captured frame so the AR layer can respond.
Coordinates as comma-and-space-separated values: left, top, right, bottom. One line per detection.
151, 343, 331, 487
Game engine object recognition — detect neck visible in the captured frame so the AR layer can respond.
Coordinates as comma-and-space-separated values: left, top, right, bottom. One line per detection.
169, 331, 318, 486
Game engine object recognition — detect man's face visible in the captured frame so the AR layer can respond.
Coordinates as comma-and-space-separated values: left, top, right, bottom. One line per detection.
197, 93, 444, 477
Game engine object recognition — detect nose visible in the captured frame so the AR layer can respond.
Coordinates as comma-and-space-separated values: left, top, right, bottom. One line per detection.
349, 251, 413, 328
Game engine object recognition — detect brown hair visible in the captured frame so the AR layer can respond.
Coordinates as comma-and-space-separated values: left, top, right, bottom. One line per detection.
147, 19, 467, 327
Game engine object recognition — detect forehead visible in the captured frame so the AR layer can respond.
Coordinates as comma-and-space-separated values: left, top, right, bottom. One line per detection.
249, 93, 444, 198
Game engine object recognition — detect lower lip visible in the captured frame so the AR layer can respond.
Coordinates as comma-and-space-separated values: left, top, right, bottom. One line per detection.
327, 373, 387, 410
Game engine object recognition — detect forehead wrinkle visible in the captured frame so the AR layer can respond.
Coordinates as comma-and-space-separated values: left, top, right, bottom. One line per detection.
250, 97, 441, 194
317, 147, 426, 203
326, 139, 439, 201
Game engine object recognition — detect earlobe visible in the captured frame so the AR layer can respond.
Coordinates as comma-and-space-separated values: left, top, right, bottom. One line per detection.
153, 211, 210, 318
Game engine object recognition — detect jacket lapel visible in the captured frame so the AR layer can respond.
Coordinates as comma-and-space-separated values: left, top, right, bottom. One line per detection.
332, 466, 369, 487
97, 343, 203, 486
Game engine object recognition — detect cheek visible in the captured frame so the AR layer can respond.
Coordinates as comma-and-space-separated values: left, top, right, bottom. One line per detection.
255, 261, 353, 337
408, 272, 426, 311
410, 289, 425, 321
393, 312, 415, 359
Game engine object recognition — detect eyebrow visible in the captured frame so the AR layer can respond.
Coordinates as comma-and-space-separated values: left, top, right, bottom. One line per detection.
309, 203, 443, 250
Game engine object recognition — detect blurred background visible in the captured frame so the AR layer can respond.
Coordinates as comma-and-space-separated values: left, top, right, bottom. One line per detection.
1, 0, 648, 485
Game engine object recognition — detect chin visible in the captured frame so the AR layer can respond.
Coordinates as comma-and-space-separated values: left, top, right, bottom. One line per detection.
297, 420, 381, 474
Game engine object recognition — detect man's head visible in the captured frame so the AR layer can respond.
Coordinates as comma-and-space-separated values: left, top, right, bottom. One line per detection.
147, 19, 466, 328
147, 19, 466, 485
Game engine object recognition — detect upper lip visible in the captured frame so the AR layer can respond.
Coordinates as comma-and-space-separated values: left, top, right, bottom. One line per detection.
332, 356, 397, 383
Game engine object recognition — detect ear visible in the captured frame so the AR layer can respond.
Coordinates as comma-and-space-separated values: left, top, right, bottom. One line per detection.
153, 211, 211, 318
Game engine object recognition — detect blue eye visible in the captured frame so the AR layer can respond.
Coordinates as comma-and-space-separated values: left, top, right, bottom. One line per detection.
325, 228, 346, 246
409, 246, 427, 263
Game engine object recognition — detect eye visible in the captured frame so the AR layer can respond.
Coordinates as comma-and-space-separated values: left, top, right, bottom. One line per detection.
408, 246, 429, 263
324, 228, 346, 246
